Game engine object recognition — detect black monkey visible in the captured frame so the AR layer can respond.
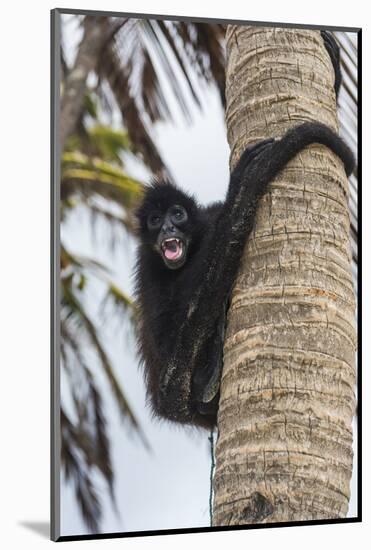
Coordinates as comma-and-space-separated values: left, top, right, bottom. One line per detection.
134, 121, 354, 430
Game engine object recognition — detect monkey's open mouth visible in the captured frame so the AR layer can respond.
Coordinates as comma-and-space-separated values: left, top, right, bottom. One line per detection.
161, 238, 184, 262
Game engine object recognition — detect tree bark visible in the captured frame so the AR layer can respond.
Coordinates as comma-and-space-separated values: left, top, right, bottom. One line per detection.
213, 26, 356, 525
60, 16, 110, 150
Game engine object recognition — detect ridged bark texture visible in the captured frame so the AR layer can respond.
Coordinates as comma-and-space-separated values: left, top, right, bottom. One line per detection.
213, 27, 356, 526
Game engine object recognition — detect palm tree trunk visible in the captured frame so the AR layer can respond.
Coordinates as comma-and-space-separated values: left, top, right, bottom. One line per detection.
60, 16, 110, 150
212, 26, 356, 525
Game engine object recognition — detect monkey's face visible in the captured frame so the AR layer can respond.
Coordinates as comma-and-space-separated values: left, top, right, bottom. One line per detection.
147, 205, 190, 269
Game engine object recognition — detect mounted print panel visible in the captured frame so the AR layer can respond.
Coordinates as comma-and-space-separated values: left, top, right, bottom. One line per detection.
51, 8, 361, 542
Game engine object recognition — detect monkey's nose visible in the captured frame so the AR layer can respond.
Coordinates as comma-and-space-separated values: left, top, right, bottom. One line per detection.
162, 224, 176, 234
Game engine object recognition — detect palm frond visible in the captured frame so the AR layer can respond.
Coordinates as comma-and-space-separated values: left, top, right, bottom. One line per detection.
100, 283, 135, 324
335, 31, 358, 271
156, 20, 203, 108
62, 281, 150, 449
94, 18, 226, 179
61, 319, 89, 373
88, 380, 115, 502
140, 20, 195, 122
87, 126, 131, 165
97, 42, 170, 178
61, 245, 111, 276
84, 93, 99, 120
192, 23, 226, 105
61, 150, 143, 207
86, 202, 136, 236
61, 408, 102, 533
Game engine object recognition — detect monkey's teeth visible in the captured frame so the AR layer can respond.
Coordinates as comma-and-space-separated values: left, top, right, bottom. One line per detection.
162, 238, 183, 260
163, 238, 179, 243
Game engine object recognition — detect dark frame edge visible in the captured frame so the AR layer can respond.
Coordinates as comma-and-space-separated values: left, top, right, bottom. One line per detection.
51, 7, 61, 543
54, 7, 361, 33
356, 27, 362, 524
56, 517, 361, 543
51, 9, 362, 542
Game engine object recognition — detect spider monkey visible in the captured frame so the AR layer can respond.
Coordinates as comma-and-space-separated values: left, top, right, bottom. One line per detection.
134, 32, 354, 430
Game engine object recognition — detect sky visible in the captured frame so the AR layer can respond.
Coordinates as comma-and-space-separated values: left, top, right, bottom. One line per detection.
59, 15, 358, 536
60, 14, 230, 536
60, 86, 230, 535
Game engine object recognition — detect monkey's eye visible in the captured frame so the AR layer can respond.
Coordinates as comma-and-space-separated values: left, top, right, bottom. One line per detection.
171, 205, 188, 224
147, 213, 162, 230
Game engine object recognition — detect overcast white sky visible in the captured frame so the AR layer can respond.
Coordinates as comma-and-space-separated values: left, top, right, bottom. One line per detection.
60, 14, 230, 536
59, 15, 357, 536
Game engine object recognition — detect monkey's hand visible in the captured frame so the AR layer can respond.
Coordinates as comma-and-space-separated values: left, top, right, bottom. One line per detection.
231, 138, 275, 182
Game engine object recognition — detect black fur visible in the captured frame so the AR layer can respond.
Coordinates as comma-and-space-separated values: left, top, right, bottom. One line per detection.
321, 31, 342, 98
134, 121, 354, 430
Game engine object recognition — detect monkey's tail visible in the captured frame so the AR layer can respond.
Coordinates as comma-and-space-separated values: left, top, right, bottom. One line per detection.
267, 122, 354, 179
321, 31, 341, 99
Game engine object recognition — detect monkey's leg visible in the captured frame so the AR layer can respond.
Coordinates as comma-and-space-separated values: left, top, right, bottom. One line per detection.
193, 297, 229, 417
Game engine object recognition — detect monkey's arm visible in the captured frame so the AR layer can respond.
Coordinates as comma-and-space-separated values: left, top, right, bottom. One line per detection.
198, 122, 354, 315
158, 122, 354, 426
177, 122, 353, 333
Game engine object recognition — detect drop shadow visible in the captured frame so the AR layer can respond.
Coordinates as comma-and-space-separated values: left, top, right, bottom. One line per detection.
18, 521, 50, 539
